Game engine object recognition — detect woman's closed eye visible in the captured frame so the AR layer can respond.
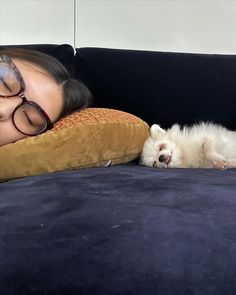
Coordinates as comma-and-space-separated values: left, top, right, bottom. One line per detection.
23, 111, 34, 126
17, 107, 46, 130
20, 110, 40, 128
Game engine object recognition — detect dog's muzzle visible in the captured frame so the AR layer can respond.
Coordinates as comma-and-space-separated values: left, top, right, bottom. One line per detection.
159, 154, 171, 165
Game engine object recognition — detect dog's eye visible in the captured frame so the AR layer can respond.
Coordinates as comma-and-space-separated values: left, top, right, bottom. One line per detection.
159, 144, 166, 151
153, 161, 157, 168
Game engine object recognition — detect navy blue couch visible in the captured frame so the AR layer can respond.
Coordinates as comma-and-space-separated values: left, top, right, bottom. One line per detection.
0, 44, 236, 295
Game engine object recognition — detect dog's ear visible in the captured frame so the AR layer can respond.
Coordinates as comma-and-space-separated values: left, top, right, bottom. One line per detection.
150, 124, 166, 139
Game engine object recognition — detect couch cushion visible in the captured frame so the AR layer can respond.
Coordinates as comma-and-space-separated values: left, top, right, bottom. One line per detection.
0, 108, 149, 180
0, 164, 235, 294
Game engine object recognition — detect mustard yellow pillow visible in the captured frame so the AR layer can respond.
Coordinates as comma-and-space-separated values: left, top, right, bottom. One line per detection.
0, 108, 149, 180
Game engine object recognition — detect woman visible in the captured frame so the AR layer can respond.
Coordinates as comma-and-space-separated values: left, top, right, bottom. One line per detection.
0, 48, 92, 147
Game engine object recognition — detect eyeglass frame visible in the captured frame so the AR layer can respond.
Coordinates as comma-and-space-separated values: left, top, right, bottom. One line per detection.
0, 54, 53, 136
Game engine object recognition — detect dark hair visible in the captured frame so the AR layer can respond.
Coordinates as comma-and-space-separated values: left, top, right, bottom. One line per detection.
0, 48, 93, 119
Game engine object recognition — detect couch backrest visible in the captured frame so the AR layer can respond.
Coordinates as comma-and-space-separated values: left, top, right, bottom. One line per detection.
1, 44, 235, 129
75, 47, 236, 129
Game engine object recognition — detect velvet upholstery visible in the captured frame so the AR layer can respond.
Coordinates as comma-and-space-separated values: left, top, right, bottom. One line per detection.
75, 47, 236, 129
0, 164, 236, 295
0, 45, 236, 294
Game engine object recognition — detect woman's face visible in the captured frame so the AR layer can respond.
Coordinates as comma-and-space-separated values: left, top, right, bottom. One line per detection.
0, 59, 64, 147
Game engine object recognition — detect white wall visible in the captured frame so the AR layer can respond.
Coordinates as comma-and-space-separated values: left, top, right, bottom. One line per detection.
1, 0, 236, 54
0, 0, 74, 45
75, 0, 236, 54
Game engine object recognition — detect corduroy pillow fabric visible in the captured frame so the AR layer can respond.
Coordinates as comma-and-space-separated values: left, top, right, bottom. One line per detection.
0, 108, 149, 181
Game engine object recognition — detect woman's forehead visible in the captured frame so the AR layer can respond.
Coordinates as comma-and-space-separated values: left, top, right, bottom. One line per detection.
12, 59, 64, 123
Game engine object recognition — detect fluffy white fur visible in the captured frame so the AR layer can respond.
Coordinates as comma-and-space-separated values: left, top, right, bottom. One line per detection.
140, 122, 236, 169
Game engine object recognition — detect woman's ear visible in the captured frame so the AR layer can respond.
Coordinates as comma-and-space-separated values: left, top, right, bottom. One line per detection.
150, 124, 166, 139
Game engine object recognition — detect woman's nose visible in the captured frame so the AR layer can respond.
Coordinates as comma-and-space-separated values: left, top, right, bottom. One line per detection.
0, 97, 22, 121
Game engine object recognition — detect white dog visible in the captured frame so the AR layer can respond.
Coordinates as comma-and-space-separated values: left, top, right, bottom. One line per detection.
140, 122, 236, 169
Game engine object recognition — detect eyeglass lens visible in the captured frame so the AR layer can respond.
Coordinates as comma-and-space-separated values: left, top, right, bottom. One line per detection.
14, 104, 48, 135
0, 63, 21, 96
0, 58, 48, 135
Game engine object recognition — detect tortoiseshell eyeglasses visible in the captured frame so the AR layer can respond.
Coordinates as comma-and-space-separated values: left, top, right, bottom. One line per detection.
0, 54, 53, 136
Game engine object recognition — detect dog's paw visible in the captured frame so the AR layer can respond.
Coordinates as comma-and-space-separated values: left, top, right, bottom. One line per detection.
212, 160, 227, 170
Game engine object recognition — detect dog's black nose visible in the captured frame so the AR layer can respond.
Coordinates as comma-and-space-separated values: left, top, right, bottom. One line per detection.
159, 154, 165, 162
